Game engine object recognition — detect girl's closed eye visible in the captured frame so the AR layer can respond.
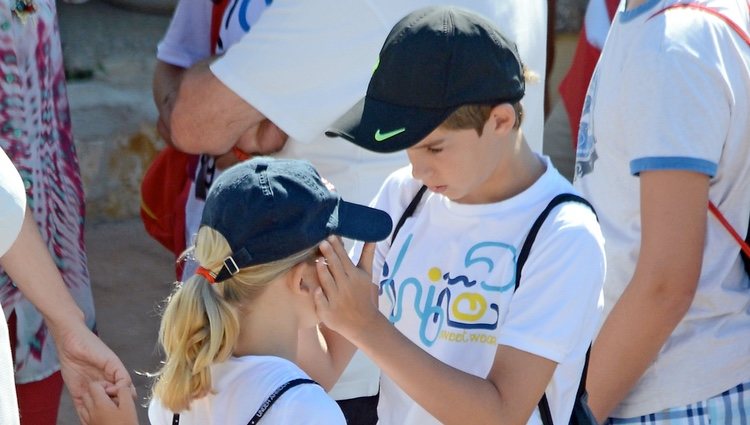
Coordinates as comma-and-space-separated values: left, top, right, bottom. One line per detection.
427, 146, 443, 154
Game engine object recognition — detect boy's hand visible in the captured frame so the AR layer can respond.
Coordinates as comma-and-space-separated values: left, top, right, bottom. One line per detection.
80, 382, 138, 425
314, 237, 380, 342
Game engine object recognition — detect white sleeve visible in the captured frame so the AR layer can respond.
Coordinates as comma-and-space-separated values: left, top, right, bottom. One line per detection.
0, 149, 26, 257
621, 18, 730, 177
498, 204, 605, 362
157, 0, 213, 67
209, 0, 386, 143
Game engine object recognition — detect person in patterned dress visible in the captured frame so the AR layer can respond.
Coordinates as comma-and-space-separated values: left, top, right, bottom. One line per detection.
1, 1, 101, 423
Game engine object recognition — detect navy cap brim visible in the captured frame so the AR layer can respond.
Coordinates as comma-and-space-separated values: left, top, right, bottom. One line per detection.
333, 200, 393, 242
326, 97, 455, 153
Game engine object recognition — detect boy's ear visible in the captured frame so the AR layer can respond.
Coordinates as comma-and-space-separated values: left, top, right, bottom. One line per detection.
486, 104, 516, 135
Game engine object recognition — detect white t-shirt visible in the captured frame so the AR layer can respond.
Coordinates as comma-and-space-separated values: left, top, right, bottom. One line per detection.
148, 355, 345, 425
0, 148, 25, 425
156, 0, 269, 67
0, 148, 25, 258
364, 157, 605, 425
574, 0, 750, 417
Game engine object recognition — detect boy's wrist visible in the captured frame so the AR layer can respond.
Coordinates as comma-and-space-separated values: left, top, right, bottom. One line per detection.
345, 307, 387, 349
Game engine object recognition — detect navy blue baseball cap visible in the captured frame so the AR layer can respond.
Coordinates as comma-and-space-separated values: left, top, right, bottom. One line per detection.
326, 6, 525, 153
200, 157, 393, 282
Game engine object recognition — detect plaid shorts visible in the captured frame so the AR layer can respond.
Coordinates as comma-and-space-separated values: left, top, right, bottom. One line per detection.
606, 381, 749, 425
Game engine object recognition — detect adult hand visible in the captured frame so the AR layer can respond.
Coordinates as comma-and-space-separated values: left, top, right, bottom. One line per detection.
49, 319, 134, 422
80, 381, 138, 425
313, 237, 379, 342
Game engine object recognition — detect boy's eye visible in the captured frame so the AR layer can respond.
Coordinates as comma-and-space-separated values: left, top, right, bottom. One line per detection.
427, 147, 443, 154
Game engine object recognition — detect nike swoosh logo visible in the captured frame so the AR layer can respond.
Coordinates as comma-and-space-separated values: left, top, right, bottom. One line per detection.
374, 127, 406, 142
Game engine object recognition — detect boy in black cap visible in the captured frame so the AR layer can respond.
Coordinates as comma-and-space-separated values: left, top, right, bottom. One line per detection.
312, 6, 606, 425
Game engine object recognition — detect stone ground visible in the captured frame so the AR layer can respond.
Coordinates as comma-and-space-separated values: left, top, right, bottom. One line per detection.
51, 1, 582, 423
57, 2, 173, 424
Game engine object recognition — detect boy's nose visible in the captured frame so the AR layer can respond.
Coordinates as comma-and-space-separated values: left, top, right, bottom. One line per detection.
409, 159, 431, 182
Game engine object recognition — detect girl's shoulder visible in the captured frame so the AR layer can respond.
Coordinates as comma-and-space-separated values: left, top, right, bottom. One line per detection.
269, 383, 346, 424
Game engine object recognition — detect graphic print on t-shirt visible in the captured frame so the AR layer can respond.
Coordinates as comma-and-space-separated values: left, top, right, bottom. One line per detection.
216, 0, 272, 54
575, 70, 600, 179
379, 233, 517, 348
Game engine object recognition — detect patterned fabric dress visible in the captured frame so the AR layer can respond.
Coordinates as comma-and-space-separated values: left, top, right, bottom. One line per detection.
0, 0, 95, 384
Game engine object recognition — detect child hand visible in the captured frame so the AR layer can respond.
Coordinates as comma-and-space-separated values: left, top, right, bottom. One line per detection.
80, 381, 139, 425
313, 236, 381, 342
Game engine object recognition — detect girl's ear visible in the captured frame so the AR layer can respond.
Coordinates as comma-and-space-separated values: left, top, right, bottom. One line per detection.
287, 262, 314, 295
486, 103, 516, 136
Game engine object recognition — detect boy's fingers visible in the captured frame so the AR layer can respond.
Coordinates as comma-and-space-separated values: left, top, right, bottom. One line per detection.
357, 242, 376, 275
319, 239, 348, 283
327, 236, 355, 274
313, 287, 329, 311
315, 254, 338, 295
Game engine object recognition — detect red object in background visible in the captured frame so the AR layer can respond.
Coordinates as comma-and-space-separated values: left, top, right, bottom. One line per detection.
558, 0, 619, 148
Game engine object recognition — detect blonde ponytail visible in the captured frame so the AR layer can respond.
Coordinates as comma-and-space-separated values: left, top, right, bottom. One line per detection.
152, 226, 317, 412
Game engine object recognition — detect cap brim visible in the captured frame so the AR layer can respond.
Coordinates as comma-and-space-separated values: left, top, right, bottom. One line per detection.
334, 200, 393, 242
325, 97, 454, 153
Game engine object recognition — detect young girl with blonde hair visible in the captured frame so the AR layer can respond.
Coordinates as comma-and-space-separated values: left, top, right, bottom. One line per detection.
80, 157, 392, 425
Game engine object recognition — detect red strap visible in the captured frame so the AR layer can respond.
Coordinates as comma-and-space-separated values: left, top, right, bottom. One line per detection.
709, 202, 750, 258
210, 0, 231, 55
649, 3, 750, 256
649, 2, 750, 46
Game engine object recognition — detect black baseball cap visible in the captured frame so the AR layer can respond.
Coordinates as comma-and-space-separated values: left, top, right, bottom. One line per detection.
200, 157, 393, 282
326, 6, 525, 153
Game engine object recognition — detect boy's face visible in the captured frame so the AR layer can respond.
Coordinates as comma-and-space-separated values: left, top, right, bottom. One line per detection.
406, 120, 506, 204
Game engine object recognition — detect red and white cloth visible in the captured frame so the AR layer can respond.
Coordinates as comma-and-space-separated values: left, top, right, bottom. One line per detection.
559, 0, 620, 147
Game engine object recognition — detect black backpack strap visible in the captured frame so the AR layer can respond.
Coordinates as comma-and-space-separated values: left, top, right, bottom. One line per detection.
515, 193, 596, 290
514, 193, 596, 425
391, 184, 428, 244
247, 378, 317, 425
538, 393, 555, 425
537, 346, 592, 425
577, 347, 591, 401
172, 378, 318, 425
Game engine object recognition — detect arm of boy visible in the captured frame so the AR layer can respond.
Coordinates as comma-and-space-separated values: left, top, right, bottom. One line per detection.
80, 382, 139, 425
296, 241, 375, 390
296, 324, 357, 391
314, 237, 558, 425
585, 170, 708, 421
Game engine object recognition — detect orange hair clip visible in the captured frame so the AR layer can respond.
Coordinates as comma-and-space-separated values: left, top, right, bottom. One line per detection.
195, 266, 217, 284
